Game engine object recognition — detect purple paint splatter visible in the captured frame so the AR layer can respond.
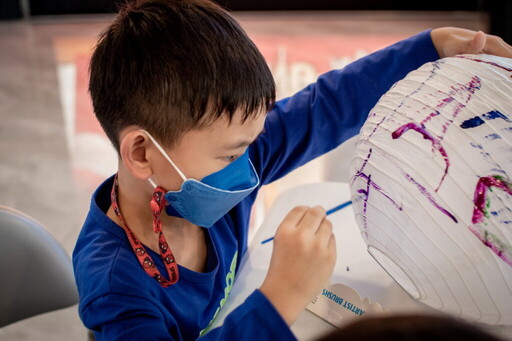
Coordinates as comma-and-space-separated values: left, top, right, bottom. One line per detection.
353, 148, 403, 232
420, 75, 481, 133
392, 76, 482, 192
355, 171, 403, 212
358, 173, 372, 232
351, 146, 374, 187
392, 123, 450, 192
439, 76, 481, 137
401, 170, 458, 223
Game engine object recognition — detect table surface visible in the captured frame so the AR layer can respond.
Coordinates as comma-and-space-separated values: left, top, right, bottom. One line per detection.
210, 182, 512, 340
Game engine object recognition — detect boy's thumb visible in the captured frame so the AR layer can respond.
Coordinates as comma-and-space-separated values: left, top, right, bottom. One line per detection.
467, 31, 486, 54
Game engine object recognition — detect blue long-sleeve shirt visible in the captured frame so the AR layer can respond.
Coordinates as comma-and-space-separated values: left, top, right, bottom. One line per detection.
73, 30, 439, 340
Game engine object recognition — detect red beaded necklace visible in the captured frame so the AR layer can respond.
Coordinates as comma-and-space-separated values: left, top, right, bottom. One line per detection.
110, 174, 179, 287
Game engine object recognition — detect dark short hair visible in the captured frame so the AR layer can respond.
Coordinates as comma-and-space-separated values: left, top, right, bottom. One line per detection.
89, 0, 275, 152
318, 314, 503, 341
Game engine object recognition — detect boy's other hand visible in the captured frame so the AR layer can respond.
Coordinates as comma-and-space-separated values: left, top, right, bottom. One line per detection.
431, 27, 512, 59
260, 206, 337, 326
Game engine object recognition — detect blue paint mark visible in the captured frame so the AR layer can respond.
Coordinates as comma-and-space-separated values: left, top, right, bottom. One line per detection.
461, 116, 485, 128
485, 133, 501, 140
491, 168, 507, 175
483, 110, 510, 122
491, 211, 499, 216
460, 110, 510, 129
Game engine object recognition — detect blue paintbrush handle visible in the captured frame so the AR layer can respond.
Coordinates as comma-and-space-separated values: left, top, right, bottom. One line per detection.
261, 200, 352, 245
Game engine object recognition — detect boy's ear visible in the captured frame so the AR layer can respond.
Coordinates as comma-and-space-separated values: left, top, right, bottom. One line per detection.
119, 130, 153, 180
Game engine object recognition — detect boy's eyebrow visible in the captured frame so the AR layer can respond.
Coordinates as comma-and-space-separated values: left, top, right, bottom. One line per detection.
224, 128, 266, 150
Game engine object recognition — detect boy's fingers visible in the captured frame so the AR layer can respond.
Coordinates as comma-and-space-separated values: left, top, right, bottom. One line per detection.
467, 31, 486, 54
298, 206, 326, 234
316, 218, 333, 245
280, 206, 310, 230
328, 234, 337, 261
483, 35, 512, 58
433, 27, 512, 58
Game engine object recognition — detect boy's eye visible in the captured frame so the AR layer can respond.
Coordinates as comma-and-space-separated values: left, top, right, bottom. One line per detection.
223, 154, 240, 163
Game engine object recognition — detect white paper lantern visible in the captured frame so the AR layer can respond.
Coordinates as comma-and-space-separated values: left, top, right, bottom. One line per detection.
349, 54, 512, 325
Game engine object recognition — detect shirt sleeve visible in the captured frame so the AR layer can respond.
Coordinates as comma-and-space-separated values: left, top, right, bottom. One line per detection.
249, 29, 439, 185
82, 294, 180, 341
82, 290, 295, 341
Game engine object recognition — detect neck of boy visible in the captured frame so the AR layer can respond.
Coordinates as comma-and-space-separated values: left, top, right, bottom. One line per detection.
107, 170, 208, 273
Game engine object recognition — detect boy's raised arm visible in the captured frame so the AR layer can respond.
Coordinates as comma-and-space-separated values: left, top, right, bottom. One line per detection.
250, 28, 512, 185
250, 30, 439, 185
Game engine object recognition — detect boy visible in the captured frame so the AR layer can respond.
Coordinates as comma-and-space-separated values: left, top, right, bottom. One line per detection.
72, 0, 512, 339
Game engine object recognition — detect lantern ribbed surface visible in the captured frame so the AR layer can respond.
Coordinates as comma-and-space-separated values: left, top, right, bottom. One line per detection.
349, 54, 512, 325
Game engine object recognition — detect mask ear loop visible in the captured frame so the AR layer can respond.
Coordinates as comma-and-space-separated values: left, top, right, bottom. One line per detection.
140, 129, 188, 182
148, 178, 158, 188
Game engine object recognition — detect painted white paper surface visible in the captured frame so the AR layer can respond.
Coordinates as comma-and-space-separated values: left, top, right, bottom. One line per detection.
350, 54, 512, 325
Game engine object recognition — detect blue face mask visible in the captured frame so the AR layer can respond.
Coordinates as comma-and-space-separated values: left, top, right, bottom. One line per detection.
143, 130, 260, 228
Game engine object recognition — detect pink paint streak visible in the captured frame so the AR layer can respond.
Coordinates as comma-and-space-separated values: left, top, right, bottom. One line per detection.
468, 225, 512, 266
472, 176, 512, 224
469, 175, 512, 267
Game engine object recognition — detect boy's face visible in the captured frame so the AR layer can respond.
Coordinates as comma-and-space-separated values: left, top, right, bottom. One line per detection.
151, 109, 267, 191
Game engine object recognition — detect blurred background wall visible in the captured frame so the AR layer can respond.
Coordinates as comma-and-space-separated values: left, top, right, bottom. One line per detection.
1, 0, 511, 43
